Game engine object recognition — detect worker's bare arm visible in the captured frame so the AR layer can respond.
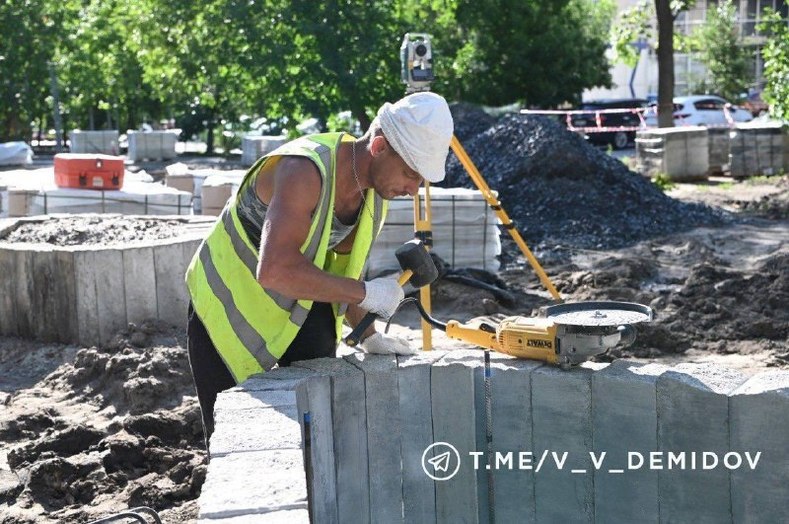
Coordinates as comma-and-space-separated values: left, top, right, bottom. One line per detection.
256, 157, 366, 304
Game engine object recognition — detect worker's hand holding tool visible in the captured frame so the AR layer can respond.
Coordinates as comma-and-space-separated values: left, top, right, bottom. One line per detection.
358, 277, 405, 319
360, 332, 419, 356
346, 239, 439, 347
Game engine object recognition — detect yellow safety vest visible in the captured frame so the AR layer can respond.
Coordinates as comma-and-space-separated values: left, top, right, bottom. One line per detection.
185, 133, 387, 383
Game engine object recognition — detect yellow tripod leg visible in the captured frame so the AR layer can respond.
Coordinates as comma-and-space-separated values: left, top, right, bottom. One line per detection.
413, 184, 433, 350
450, 135, 562, 302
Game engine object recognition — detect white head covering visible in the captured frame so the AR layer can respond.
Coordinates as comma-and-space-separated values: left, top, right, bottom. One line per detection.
373, 92, 454, 183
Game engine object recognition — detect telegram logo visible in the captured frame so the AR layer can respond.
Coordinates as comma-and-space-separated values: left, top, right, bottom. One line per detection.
421, 442, 461, 481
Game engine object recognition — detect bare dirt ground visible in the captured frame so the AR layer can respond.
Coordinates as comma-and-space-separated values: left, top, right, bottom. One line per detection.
0, 172, 787, 523
382, 174, 789, 376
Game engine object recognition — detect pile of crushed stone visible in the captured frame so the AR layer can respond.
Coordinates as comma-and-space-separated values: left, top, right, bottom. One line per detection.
1, 216, 193, 247
442, 111, 730, 255
0, 322, 205, 523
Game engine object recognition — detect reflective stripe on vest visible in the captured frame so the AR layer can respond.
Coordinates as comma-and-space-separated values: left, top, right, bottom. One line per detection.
185, 133, 387, 383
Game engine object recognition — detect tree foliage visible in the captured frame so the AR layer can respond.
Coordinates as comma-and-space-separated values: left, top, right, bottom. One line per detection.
758, 9, 789, 121
689, 0, 750, 102
0, 0, 66, 141
2, 0, 619, 147
421, 0, 616, 107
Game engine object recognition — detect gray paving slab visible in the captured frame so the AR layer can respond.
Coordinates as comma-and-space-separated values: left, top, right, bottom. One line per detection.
210, 404, 301, 457
0, 247, 17, 335
294, 357, 369, 524
215, 390, 297, 410
198, 449, 307, 519
154, 241, 188, 327
592, 361, 669, 524
488, 353, 543, 524
396, 350, 446, 523
93, 248, 126, 344
656, 363, 747, 524
74, 250, 100, 345
730, 370, 789, 523
13, 248, 33, 336
431, 350, 481, 524
346, 353, 402, 524
240, 368, 338, 522
122, 246, 157, 326
532, 363, 599, 524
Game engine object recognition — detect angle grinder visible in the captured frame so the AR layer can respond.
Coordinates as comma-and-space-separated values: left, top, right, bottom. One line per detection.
411, 300, 653, 369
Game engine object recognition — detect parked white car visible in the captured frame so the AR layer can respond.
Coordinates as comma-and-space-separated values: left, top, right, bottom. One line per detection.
644, 95, 753, 127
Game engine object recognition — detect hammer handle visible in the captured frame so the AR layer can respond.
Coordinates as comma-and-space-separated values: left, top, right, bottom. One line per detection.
345, 269, 413, 347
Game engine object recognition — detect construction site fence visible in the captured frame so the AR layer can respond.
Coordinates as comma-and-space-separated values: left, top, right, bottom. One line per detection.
520, 105, 741, 133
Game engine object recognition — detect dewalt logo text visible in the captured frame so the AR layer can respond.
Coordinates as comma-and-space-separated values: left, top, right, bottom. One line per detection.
526, 339, 553, 349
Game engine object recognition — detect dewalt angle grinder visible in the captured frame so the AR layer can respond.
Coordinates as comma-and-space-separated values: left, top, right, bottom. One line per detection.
416, 301, 653, 369
349, 239, 653, 368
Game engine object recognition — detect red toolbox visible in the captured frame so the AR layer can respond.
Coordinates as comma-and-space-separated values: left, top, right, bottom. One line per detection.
54, 153, 125, 190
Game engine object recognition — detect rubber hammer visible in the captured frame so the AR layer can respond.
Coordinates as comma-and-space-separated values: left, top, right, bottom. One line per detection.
344, 239, 439, 347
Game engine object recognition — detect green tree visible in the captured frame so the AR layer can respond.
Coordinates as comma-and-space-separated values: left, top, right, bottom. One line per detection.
691, 0, 750, 102
414, 0, 616, 107
130, 0, 262, 153
758, 9, 789, 121
54, 0, 161, 132
247, 0, 405, 132
0, 0, 65, 141
610, 1, 696, 127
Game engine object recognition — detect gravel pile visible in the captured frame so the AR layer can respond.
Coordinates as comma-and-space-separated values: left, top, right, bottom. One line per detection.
443, 111, 729, 255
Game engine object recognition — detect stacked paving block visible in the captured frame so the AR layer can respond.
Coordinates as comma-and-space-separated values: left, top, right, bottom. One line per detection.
729, 123, 787, 178
127, 131, 178, 162
200, 172, 245, 216
164, 164, 247, 214
706, 127, 731, 175
367, 187, 501, 275
69, 130, 119, 155
636, 126, 709, 181
241, 135, 289, 166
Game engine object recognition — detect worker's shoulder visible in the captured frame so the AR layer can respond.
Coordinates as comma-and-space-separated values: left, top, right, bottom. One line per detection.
271, 154, 322, 187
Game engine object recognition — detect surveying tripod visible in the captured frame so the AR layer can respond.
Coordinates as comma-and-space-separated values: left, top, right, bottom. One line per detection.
401, 33, 562, 350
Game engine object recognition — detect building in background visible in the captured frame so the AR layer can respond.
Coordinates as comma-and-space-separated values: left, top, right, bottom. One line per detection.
584, 0, 789, 101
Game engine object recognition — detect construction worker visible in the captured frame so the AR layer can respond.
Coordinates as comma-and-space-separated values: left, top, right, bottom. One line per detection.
185, 92, 454, 442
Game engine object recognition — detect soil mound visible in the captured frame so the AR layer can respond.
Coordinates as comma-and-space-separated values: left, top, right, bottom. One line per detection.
442, 112, 729, 254
0, 323, 205, 523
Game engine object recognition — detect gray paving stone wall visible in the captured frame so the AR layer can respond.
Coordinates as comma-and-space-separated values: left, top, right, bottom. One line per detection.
199, 354, 789, 523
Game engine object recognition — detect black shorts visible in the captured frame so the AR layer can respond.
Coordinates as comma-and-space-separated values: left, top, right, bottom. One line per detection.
187, 302, 336, 446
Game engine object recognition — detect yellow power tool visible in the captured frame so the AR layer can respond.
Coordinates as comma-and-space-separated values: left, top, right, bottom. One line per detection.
413, 301, 653, 369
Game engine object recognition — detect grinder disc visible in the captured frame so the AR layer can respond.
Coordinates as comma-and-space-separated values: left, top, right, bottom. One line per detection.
542, 301, 653, 327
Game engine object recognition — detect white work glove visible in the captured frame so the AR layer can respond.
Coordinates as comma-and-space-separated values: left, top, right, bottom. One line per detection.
358, 277, 405, 319
359, 332, 419, 356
